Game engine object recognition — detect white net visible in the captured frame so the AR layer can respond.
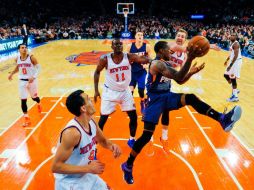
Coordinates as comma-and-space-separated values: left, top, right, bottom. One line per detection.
123, 10, 129, 18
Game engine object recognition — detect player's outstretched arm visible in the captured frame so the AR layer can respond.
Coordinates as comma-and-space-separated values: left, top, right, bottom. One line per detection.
93, 118, 121, 158
52, 128, 105, 175
146, 44, 153, 58
168, 42, 186, 53
94, 56, 107, 103
227, 42, 239, 71
29, 55, 40, 83
127, 53, 152, 65
210, 44, 221, 51
224, 56, 230, 66
177, 62, 205, 84
125, 43, 131, 53
8, 58, 18, 81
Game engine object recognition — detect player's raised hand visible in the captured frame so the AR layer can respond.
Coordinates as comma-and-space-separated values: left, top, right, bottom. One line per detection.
210, 44, 221, 51
94, 91, 101, 103
189, 62, 205, 75
88, 160, 105, 174
110, 143, 122, 158
8, 74, 13, 81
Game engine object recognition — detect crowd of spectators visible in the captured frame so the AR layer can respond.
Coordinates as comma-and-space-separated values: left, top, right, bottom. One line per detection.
1, 16, 253, 51
1, 0, 254, 53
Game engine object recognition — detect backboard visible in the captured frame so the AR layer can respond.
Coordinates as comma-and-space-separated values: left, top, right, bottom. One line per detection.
117, 3, 135, 14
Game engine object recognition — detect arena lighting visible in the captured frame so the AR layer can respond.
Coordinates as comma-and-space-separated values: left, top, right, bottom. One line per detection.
191, 14, 205, 19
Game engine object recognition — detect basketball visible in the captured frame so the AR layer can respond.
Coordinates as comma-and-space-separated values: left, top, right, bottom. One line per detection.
187, 36, 210, 57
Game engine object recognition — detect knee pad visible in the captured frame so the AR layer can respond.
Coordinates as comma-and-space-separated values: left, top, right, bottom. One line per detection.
161, 110, 169, 125
138, 88, 145, 98
21, 99, 28, 113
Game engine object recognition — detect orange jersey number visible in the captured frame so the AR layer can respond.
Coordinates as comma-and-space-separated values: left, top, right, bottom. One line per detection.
88, 150, 95, 160
116, 73, 125, 82
22, 68, 27, 75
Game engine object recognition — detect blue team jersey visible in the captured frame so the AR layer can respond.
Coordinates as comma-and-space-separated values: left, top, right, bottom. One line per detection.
130, 42, 147, 72
146, 57, 172, 93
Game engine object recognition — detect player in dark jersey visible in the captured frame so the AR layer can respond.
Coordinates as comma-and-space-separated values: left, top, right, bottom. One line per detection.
121, 41, 242, 184
126, 32, 152, 113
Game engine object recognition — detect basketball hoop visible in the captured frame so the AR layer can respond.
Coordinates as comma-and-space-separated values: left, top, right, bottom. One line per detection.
123, 10, 129, 18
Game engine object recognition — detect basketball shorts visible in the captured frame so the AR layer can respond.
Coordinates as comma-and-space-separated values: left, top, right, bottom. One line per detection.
224, 59, 242, 79
143, 91, 182, 124
55, 174, 110, 190
129, 69, 147, 89
19, 79, 38, 99
101, 85, 135, 115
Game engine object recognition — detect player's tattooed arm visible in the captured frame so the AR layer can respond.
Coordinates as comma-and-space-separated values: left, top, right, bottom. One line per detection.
150, 60, 176, 78
151, 59, 192, 82
94, 56, 107, 103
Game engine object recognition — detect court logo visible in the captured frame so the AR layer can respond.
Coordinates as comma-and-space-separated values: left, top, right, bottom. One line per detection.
66, 51, 110, 66
121, 32, 131, 38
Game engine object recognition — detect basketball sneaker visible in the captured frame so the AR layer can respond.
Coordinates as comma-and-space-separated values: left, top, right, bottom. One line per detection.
127, 139, 135, 148
219, 106, 242, 132
160, 137, 170, 154
227, 95, 239, 102
121, 162, 134, 184
37, 103, 42, 113
23, 116, 31, 127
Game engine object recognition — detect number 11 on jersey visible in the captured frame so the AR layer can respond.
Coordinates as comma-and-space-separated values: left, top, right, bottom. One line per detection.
116, 73, 125, 82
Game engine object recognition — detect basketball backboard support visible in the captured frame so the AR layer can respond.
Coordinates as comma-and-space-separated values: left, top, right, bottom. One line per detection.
117, 3, 135, 14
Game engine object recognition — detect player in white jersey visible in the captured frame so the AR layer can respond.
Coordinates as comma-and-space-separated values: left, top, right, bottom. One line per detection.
8, 44, 42, 127
94, 39, 151, 148
52, 90, 121, 190
224, 33, 242, 102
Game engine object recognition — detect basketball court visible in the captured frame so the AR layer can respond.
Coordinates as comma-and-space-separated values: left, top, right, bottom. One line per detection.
0, 39, 254, 189
0, 2, 254, 190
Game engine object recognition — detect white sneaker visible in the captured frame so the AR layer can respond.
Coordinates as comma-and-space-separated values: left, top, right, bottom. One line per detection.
227, 95, 239, 102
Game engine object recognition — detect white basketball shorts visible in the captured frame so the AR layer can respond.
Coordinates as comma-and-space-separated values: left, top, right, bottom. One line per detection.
101, 85, 136, 115
19, 79, 38, 99
224, 59, 242, 79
